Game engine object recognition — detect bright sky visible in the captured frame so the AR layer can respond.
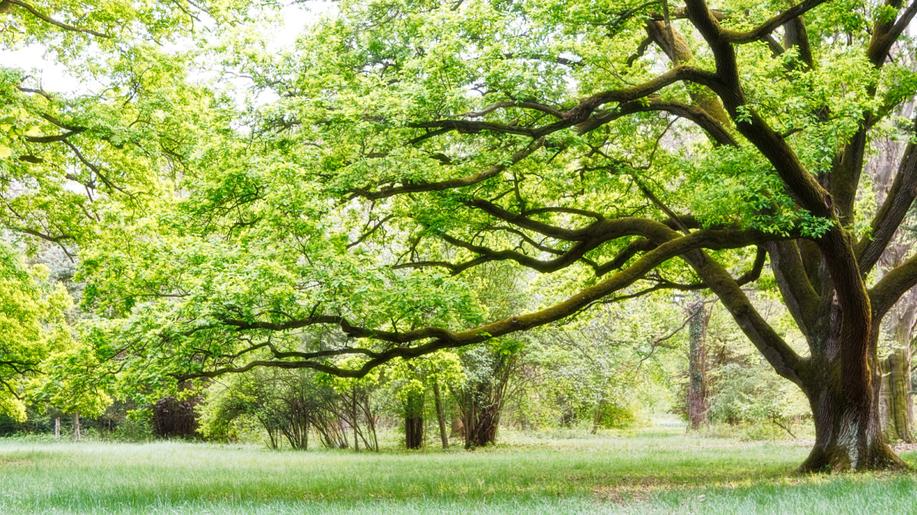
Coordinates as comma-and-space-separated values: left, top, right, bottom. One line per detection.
0, 1, 336, 95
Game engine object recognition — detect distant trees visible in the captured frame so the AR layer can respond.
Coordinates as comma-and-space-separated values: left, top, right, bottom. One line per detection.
152, 396, 199, 439
199, 368, 382, 451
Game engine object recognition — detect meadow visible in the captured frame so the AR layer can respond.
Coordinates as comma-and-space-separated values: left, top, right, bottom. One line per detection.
1, 429, 915, 514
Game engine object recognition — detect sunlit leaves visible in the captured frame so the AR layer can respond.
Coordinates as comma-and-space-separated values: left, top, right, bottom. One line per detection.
0, 242, 73, 420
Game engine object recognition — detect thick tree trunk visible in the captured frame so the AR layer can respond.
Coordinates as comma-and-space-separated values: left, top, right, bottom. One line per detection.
463, 404, 500, 449
882, 347, 915, 443
800, 383, 906, 472
404, 390, 424, 449
880, 299, 916, 443
799, 326, 908, 472
686, 296, 709, 430
458, 353, 514, 449
459, 382, 504, 449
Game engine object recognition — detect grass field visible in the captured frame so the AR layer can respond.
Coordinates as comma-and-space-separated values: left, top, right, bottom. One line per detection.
1, 430, 915, 514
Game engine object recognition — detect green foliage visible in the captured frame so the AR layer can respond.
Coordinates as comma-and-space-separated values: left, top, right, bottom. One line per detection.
0, 242, 73, 420
592, 401, 637, 430
707, 362, 809, 429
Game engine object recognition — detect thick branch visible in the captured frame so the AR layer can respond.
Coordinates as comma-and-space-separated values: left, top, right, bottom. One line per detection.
189, 225, 784, 378
6, 0, 110, 38
858, 119, 917, 273
721, 0, 829, 43
871, 253, 917, 318
351, 138, 544, 200
767, 241, 821, 340
414, 66, 720, 142
868, 1, 917, 65
686, 248, 807, 384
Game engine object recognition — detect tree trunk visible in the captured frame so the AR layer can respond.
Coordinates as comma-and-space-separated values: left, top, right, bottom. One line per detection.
882, 347, 915, 443
432, 380, 449, 449
880, 298, 916, 443
450, 412, 464, 438
404, 390, 424, 449
591, 400, 603, 434
352, 389, 360, 452
53, 416, 60, 439
686, 296, 709, 430
72, 412, 81, 441
799, 330, 908, 472
462, 397, 501, 449
458, 353, 514, 449
800, 384, 906, 472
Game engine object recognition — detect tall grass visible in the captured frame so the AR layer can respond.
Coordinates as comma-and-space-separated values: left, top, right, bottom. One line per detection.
0, 430, 913, 513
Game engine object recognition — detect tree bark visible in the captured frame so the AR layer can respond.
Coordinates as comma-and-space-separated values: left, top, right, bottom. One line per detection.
799, 331, 908, 472
352, 388, 360, 451
72, 412, 81, 441
53, 416, 60, 439
463, 401, 501, 449
404, 389, 424, 449
800, 385, 905, 472
882, 347, 915, 443
686, 296, 709, 430
432, 380, 449, 449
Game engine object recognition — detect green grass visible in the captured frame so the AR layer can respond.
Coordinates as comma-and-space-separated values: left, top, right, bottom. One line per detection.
0, 430, 915, 513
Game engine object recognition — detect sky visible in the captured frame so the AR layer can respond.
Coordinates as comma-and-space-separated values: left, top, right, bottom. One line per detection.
0, 1, 336, 96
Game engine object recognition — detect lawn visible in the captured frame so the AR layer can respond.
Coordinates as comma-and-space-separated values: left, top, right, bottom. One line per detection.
0, 430, 915, 514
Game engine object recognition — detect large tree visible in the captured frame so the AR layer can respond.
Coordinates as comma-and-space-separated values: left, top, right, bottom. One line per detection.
20, 0, 915, 472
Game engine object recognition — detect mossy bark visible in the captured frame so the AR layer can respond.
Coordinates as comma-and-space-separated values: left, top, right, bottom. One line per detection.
800, 384, 907, 472
686, 296, 709, 430
799, 338, 909, 472
882, 347, 915, 443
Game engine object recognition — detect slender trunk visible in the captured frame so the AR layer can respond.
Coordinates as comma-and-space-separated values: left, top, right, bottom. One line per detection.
352, 389, 360, 452
591, 400, 602, 434
357, 392, 379, 451
686, 296, 709, 430
72, 412, 81, 441
53, 416, 60, 439
404, 389, 424, 449
432, 380, 449, 449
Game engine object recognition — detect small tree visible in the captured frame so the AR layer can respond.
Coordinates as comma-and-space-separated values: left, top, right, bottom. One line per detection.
389, 351, 464, 449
